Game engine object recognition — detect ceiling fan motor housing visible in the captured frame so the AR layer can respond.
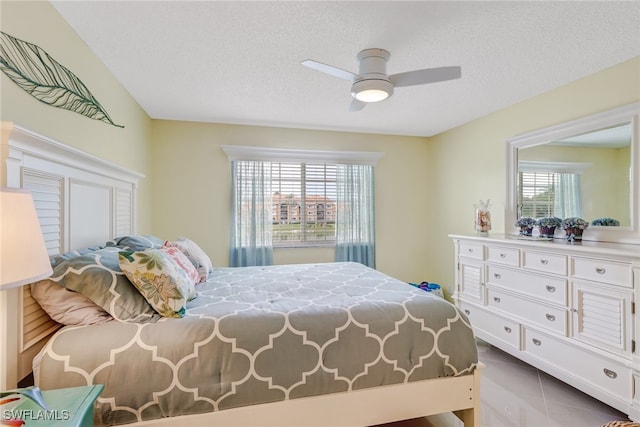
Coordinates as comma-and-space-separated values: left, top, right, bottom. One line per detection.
351, 48, 393, 102
356, 48, 391, 79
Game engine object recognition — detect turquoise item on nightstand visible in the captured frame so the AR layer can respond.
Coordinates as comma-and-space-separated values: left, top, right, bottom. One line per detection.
1, 385, 103, 427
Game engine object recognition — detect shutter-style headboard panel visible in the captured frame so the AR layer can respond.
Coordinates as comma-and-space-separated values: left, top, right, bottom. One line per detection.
0, 122, 144, 389
22, 170, 64, 256
20, 170, 64, 360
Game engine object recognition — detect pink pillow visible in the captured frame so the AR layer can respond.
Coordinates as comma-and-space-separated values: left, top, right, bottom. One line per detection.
164, 238, 213, 282
31, 280, 113, 325
161, 246, 200, 286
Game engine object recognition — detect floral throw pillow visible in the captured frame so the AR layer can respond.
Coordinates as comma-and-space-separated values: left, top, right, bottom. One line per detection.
164, 238, 213, 282
118, 249, 196, 318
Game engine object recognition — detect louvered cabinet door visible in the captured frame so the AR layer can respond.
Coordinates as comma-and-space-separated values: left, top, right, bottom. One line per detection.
459, 257, 485, 304
571, 279, 633, 358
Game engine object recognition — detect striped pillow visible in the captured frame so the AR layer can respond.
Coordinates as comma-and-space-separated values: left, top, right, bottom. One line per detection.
164, 238, 213, 282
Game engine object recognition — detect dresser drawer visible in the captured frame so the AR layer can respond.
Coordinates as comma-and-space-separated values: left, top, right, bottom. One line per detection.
523, 327, 631, 403
572, 257, 633, 288
459, 301, 520, 350
486, 245, 520, 266
488, 288, 567, 336
459, 242, 484, 260
523, 250, 567, 275
486, 265, 567, 305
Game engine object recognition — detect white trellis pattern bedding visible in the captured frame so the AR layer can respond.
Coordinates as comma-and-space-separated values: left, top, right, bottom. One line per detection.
34, 262, 478, 426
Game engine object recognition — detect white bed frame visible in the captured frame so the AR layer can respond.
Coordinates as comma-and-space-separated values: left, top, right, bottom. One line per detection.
0, 122, 142, 389
0, 122, 482, 426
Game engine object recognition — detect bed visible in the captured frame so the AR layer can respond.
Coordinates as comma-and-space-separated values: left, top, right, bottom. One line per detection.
1, 123, 482, 427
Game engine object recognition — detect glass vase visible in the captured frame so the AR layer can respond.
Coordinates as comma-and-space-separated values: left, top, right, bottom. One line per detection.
475, 209, 491, 234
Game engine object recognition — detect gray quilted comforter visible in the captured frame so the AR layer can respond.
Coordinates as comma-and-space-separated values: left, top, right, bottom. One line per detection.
35, 262, 478, 425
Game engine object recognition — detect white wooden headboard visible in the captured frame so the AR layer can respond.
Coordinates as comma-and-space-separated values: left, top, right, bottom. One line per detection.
0, 122, 144, 389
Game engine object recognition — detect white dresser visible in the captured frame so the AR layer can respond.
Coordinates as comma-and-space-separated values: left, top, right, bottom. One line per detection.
450, 234, 640, 420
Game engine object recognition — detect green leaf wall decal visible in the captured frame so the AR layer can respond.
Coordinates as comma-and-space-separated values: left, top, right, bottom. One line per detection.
0, 31, 124, 128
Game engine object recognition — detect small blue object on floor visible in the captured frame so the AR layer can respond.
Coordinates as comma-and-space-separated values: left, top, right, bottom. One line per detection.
408, 281, 443, 297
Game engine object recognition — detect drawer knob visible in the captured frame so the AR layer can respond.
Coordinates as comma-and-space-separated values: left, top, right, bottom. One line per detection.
545, 314, 556, 322
532, 338, 542, 346
464, 309, 471, 315
540, 259, 549, 265
546, 285, 556, 293
468, 248, 474, 253
494, 297, 501, 303
603, 368, 618, 379
595, 267, 607, 275
504, 326, 512, 333
500, 253, 506, 258
494, 273, 501, 279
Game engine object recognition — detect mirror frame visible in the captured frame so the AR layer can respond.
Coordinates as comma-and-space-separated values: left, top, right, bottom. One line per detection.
506, 102, 640, 245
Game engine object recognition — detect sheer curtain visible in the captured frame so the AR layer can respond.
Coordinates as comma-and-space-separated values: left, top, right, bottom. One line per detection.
554, 173, 583, 218
335, 164, 376, 268
230, 160, 273, 267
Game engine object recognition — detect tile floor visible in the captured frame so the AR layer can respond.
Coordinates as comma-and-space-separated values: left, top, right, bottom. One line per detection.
384, 340, 631, 427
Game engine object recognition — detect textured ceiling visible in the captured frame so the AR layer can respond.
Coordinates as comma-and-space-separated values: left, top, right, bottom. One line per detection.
51, 1, 640, 137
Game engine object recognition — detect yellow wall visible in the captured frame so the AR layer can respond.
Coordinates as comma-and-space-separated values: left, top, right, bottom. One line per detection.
150, 120, 430, 282
427, 56, 640, 294
0, 0, 154, 233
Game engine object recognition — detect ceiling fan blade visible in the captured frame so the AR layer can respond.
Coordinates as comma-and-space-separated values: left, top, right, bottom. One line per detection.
349, 99, 367, 112
301, 59, 360, 81
389, 66, 461, 88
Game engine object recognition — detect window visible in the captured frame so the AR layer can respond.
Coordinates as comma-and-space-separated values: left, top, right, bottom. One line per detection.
271, 162, 336, 245
519, 171, 555, 217
518, 167, 584, 218
222, 145, 383, 261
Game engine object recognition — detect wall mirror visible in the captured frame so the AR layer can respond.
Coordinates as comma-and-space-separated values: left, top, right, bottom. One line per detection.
506, 102, 639, 245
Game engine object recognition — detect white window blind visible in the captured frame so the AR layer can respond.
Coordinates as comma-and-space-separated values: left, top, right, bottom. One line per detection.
519, 170, 583, 218
518, 161, 588, 218
271, 162, 336, 245
519, 171, 555, 217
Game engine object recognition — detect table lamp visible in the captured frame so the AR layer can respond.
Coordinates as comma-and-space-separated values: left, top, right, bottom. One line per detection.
1, 187, 52, 290
0, 188, 52, 416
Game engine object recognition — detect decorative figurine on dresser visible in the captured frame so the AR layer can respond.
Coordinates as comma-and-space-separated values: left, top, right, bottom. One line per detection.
452, 102, 640, 422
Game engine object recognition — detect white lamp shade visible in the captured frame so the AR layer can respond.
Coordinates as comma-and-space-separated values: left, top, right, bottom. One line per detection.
1, 188, 53, 289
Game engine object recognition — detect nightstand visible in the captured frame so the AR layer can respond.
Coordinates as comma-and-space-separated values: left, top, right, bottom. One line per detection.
1, 385, 103, 427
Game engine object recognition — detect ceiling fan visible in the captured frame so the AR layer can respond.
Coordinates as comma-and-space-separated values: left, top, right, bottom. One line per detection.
301, 48, 461, 111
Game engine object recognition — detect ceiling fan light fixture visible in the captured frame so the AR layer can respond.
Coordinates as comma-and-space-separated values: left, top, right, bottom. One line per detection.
351, 79, 393, 103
